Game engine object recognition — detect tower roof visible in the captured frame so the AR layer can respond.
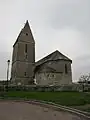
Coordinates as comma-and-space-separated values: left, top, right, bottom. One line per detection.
13, 20, 35, 47
23, 20, 30, 29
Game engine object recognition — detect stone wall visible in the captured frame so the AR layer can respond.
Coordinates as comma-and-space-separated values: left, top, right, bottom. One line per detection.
35, 72, 72, 86
0, 84, 89, 92
35, 60, 72, 86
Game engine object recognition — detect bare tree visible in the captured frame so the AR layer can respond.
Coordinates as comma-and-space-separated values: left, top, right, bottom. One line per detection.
79, 75, 88, 83
78, 73, 90, 91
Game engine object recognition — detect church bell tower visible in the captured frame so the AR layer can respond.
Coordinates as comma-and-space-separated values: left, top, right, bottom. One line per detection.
11, 20, 35, 85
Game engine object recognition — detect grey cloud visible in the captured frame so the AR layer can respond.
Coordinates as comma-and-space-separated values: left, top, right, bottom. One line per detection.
72, 54, 90, 81
45, 0, 90, 32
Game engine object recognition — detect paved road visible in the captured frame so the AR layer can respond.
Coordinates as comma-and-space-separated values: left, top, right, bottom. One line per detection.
0, 101, 86, 120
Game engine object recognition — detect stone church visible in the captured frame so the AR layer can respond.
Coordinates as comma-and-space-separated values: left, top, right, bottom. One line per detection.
11, 20, 72, 86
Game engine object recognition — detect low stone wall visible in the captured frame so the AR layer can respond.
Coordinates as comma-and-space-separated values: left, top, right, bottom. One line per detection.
0, 84, 90, 92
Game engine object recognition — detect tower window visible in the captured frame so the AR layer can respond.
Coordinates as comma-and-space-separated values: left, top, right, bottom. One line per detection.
65, 64, 68, 74
26, 33, 28, 36
25, 44, 27, 53
24, 72, 26, 76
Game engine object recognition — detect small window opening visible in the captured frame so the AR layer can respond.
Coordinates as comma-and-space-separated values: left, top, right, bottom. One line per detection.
26, 33, 28, 36
65, 64, 68, 74
25, 44, 27, 53
24, 72, 26, 76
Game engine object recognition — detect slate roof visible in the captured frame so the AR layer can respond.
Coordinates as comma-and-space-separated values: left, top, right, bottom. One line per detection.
35, 50, 72, 66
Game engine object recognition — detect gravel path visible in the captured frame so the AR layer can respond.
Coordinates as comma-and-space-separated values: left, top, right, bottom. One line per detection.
0, 101, 86, 120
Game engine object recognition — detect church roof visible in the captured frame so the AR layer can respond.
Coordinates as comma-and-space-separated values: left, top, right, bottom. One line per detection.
35, 63, 63, 73
36, 50, 72, 66
13, 20, 35, 47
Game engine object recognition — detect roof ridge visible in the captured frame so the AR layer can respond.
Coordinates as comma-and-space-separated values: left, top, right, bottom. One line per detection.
36, 50, 72, 66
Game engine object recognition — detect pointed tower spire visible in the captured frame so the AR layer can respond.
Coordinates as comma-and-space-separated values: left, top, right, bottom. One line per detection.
13, 20, 35, 47
23, 20, 30, 29
25, 20, 29, 25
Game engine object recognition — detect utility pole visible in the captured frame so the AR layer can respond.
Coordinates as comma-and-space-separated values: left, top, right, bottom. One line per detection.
6, 60, 10, 92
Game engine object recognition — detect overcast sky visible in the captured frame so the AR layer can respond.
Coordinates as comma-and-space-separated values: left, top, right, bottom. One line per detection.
0, 0, 90, 82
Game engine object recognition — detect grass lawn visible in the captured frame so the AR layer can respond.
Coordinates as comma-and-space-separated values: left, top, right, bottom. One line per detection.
1, 91, 90, 105
0, 91, 90, 112
72, 104, 90, 112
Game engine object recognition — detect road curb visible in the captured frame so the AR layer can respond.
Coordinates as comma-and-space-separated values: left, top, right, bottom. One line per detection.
27, 100, 90, 120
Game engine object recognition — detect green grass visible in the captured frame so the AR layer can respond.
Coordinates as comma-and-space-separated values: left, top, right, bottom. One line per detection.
1, 91, 90, 106
84, 108, 90, 112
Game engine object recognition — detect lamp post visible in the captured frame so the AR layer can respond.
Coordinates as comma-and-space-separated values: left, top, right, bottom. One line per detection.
6, 60, 10, 92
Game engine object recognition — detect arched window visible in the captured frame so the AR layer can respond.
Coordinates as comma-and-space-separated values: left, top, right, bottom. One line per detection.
65, 64, 68, 74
